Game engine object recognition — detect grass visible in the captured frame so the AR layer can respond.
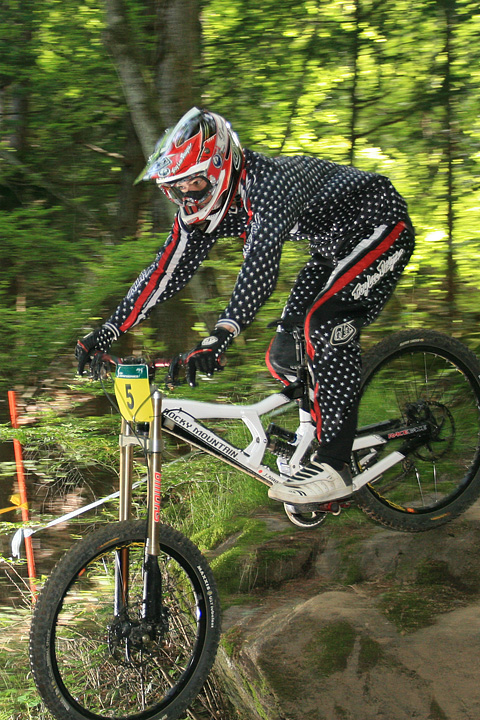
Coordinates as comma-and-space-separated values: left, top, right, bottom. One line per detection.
0, 407, 274, 720
0, 606, 51, 720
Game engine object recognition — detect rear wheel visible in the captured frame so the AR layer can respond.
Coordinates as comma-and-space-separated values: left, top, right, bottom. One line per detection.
30, 520, 220, 720
354, 330, 480, 531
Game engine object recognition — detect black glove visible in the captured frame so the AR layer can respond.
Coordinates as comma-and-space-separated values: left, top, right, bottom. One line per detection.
185, 328, 234, 387
75, 325, 117, 376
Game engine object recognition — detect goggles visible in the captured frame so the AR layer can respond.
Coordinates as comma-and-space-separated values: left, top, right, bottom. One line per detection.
163, 175, 213, 205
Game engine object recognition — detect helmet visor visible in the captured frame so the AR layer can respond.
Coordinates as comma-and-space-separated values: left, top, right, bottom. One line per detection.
134, 108, 212, 185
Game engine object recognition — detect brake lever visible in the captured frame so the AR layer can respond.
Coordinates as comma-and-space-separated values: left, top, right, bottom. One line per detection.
186, 356, 197, 388
89, 352, 119, 380
165, 354, 190, 389
164, 352, 226, 389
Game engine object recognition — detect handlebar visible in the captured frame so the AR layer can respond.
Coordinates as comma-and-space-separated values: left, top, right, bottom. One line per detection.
93, 352, 175, 382
91, 351, 225, 389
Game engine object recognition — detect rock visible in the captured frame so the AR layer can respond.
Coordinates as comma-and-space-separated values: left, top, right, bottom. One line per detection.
214, 504, 480, 720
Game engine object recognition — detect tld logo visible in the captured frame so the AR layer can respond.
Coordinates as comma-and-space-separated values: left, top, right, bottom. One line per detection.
330, 322, 357, 346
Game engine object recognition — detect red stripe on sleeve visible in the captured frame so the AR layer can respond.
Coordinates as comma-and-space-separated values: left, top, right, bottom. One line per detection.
119, 219, 181, 333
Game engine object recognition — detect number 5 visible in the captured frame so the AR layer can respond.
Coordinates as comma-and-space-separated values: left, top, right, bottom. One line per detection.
125, 384, 134, 410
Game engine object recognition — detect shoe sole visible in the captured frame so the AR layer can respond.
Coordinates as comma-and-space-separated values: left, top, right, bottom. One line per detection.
269, 486, 353, 504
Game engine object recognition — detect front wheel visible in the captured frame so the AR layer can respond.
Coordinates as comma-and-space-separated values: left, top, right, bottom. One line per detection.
354, 329, 480, 532
30, 520, 220, 720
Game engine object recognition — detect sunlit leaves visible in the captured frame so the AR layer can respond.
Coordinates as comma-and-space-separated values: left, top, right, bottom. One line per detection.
0, 0, 479, 397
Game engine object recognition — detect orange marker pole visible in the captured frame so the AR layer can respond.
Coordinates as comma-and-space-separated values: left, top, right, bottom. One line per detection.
8, 390, 37, 600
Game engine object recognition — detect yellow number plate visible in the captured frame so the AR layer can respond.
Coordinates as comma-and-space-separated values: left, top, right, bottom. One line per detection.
114, 364, 153, 422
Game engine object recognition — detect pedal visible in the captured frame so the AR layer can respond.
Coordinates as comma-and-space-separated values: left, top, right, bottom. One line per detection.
267, 423, 298, 459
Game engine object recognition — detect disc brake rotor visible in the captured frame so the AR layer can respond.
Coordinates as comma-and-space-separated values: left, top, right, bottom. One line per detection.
405, 400, 455, 461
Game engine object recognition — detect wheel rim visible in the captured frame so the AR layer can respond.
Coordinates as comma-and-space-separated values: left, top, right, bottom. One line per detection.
355, 346, 480, 514
49, 536, 208, 719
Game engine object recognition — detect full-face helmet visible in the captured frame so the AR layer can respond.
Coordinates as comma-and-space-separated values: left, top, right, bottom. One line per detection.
140, 108, 244, 232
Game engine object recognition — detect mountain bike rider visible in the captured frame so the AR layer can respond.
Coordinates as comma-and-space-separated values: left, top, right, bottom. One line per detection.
76, 107, 415, 505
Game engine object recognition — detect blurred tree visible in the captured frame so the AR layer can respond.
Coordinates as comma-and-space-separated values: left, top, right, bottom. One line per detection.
0, 0, 479, 400
0, 0, 32, 156
202, 0, 479, 315
104, 0, 158, 157
103, 0, 202, 232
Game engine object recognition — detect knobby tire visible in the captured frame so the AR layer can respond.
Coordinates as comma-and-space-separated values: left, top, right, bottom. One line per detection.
30, 520, 220, 720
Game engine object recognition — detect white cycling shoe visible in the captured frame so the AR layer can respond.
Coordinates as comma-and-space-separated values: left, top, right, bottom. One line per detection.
268, 458, 353, 504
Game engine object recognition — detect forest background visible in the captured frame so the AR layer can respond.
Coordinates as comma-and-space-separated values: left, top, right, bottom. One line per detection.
1, 0, 479, 407
0, 1, 479, 716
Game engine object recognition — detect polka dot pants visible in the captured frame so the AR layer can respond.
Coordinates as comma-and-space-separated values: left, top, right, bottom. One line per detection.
287, 221, 415, 464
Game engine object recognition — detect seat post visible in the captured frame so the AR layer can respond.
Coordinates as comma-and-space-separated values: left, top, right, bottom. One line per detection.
292, 325, 312, 412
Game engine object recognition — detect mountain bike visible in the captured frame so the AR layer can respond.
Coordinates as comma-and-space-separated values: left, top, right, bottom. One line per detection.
29, 327, 480, 720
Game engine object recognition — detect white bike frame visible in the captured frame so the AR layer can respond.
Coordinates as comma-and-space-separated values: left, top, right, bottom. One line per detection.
160, 390, 406, 493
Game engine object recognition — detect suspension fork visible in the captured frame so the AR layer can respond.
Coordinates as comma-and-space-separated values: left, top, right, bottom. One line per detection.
142, 391, 164, 623
114, 418, 134, 616
114, 394, 165, 622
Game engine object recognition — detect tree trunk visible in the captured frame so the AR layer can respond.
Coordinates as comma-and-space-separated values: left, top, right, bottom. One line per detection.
114, 114, 145, 241
104, 0, 160, 157
104, 0, 202, 232
155, 0, 202, 123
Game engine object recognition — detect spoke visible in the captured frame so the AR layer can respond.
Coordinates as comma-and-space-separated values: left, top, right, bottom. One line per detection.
52, 542, 204, 716
414, 465, 425, 505
357, 343, 480, 513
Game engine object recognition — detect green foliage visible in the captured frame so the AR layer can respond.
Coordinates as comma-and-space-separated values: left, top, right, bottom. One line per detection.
160, 449, 268, 538
0, 206, 91, 306
0, 7, 476, 719
203, 0, 480, 338
0, 231, 166, 393
0, 0, 479, 398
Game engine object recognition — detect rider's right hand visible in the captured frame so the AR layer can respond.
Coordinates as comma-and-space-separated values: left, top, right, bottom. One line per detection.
184, 328, 234, 387
75, 326, 116, 376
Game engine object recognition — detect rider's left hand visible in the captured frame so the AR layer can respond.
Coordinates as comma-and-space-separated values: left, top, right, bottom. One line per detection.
185, 328, 234, 386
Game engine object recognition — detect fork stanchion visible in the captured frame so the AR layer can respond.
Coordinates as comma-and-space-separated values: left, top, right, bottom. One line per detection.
116, 417, 134, 615
141, 390, 164, 623
146, 391, 163, 558
119, 418, 133, 522
7, 390, 37, 601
